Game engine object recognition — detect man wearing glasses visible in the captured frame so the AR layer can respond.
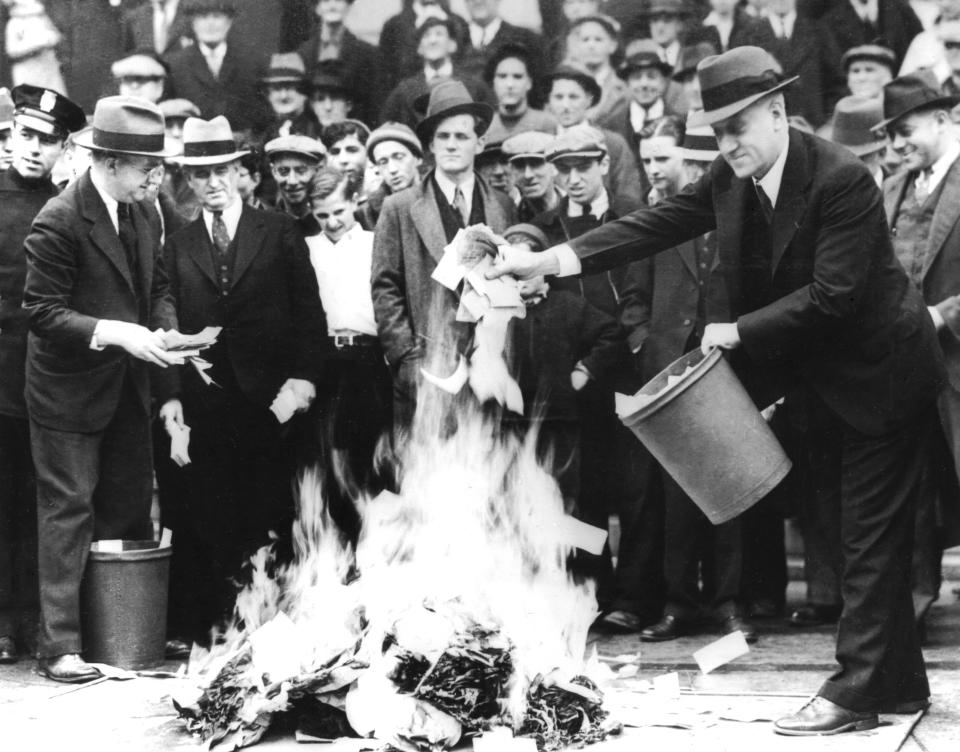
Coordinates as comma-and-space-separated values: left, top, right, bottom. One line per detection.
21, 96, 183, 683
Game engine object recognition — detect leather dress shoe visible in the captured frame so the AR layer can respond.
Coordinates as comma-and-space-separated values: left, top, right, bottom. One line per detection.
640, 614, 687, 642
0, 636, 17, 664
774, 696, 878, 736
789, 604, 841, 627
38, 654, 103, 683
165, 639, 192, 659
747, 599, 782, 619
597, 610, 645, 634
721, 614, 758, 644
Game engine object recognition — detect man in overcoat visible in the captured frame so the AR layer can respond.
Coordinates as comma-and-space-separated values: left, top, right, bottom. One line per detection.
22, 95, 182, 682
489, 46, 944, 735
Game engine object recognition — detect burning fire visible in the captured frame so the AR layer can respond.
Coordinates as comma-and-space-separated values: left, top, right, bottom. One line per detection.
176, 335, 618, 750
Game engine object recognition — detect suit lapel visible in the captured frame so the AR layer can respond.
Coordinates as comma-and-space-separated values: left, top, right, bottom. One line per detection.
924, 158, 960, 279
770, 131, 811, 274
411, 178, 448, 263
188, 46, 218, 87
218, 44, 239, 85
131, 202, 155, 297
231, 205, 266, 285
80, 174, 135, 292
478, 175, 508, 231
677, 238, 699, 280
184, 216, 218, 287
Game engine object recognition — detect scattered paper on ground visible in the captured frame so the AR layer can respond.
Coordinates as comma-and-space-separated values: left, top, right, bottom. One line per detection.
693, 632, 751, 674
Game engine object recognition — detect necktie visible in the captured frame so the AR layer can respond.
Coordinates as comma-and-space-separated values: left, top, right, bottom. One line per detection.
117, 202, 140, 280
452, 186, 469, 226
203, 44, 222, 78
212, 210, 231, 254
153, 1, 167, 53
754, 182, 774, 224
776, 14, 790, 39
915, 170, 931, 203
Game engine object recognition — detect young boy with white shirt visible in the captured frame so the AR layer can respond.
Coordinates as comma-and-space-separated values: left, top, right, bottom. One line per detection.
306, 167, 391, 512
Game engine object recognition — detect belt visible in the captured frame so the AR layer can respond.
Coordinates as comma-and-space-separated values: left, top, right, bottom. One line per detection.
330, 333, 379, 349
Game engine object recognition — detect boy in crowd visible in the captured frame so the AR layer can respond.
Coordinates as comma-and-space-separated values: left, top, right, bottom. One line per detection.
485, 44, 557, 137
502, 130, 563, 222
259, 53, 322, 144
321, 120, 370, 188
545, 65, 643, 213
305, 168, 392, 531
565, 14, 625, 122
360, 122, 423, 230
310, 62, 356, 127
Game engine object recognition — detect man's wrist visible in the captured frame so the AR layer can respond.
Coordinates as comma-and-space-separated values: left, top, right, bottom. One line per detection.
553, 244, 581, 277
90, 320, 106, 351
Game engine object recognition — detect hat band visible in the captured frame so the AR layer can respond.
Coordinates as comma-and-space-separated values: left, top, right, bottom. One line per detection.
701, 70, 782, 115
265, 69, 305, 80
93, 128, 164, 152
183, 139, 238, 158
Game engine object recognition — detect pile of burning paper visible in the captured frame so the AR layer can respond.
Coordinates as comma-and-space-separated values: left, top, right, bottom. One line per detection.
175, 394, 619, 750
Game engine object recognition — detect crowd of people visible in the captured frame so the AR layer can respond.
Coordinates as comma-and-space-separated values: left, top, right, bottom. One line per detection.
2, 0, 960, 738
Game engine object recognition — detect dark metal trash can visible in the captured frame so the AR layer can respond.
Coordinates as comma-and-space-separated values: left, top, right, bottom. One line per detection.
80, 540, 171, 669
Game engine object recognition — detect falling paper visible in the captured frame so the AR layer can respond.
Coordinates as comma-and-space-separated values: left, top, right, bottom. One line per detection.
693, 631, 750, 674
557, 516, 607, 555
652, 671, 681, 699
190, 357, 218, 387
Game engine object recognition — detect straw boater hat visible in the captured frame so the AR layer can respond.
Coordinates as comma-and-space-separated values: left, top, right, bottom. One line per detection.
74, 96, 180, 157
261, 52, 308, 87
687, 46, 798, 128
366, 122, 423, 160
11, 84, 87, 139
831, 96, 886, 157
414, 79, 493, 145
680, 123, 719, 162
176, 116, 249, 166
874, 72, 960, 130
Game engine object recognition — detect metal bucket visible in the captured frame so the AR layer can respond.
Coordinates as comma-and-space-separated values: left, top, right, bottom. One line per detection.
619, 348, 791, 525
80, 540, 171, 669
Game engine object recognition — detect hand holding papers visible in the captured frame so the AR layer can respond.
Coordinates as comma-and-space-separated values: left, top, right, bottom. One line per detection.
270, 378, 316, 424
160, 399, 191, 467
162, 326, 223, 386
427, 225, 526, 413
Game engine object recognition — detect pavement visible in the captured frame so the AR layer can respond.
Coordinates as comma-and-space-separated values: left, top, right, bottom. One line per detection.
1, 557, 958, 751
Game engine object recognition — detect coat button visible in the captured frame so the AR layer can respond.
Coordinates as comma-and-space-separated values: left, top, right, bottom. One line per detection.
683, 319, 691, 326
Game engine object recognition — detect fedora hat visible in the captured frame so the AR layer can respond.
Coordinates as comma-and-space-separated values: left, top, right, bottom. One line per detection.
414, 80, 493, 145
176, 115, 249, 165
875, 73, 960, 130
73, 95, 179, 157
832, 96, 886, 156
688, 46, 798, 128
261, 52, 308, 86
672, 41, 717, 82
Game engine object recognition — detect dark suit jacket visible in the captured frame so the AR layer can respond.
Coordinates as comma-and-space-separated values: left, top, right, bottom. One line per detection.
160, 205, 327, 414
379, 67, 496, 129
296, 27, 381, 124
121, 2, 192, 55
764, 14, 847, 129
823, 0, 923, 67
884, 161, 960, 391
377, 4, 471, 96
566, 128, 944, 436
371, 171, 515, 368
165, 43, 268, 132
22, 171, 177, 433
621, 232, 730, 381
701, 8, 778, 52
0, 169, 59, 418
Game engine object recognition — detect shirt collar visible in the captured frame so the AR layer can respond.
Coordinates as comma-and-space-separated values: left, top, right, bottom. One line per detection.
469, 17, 502, 47
425, 59, 454, 81
567, 188, 609, 218
318, 222, 361, 248
754, 136, 790, 208
434, 169, 475, 207
629, 99, 664, 131
849, 0, 878, 23
924, 139, 960, 195
201, 196, 243, 240
89, 166, 121, 232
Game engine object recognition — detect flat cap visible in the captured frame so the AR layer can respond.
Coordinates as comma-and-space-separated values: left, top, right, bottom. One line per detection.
264, 134, 326, 161
367, 121, 422, 159
504, 223, 550, 251
501, 130, 555, 160
546, 124, 607, 162
158, 98, 202, 121
111, 51, 167, 79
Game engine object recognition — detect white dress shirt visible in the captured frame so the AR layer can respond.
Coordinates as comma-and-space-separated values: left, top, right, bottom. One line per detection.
566, 188, 610, 219
89, 167, 121, 233
850, 0, 879, 24
200, 41, 227, 78
921, 138, 960, 196
424, 59, 454, 82
629, 99, 665, 133
152, 0, 179, 53
201, 197, 243, 243
434, 168, 476, 222
766, 9, 796, 39
754, 137, 791, 209
305, 225, 378, 336
704, 11, 734, 50
469, 17, 502, 49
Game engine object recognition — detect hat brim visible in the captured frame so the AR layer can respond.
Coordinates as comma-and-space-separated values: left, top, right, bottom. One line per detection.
175, 149, 251, 166
548, 148, 606, 162
840, 139, 887, 157
687, 76, 799, 128
267, 149, 325, 162
261, 75, 307, 86
618, 62, 674, 80
680, 147, 719, 162
72, 129, 182, 158
874, 95, 960, 132
544, 72, 602, 107
415, 102, 493, 144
